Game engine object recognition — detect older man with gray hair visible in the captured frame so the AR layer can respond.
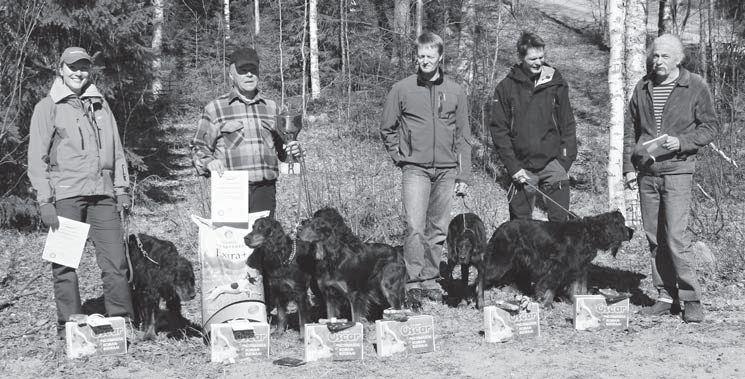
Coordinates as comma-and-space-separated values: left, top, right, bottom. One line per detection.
623, 34, 719, 323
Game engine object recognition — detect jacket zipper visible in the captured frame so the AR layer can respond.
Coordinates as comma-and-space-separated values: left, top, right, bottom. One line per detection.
431, 84, 437, 167
77, 119, 85, 150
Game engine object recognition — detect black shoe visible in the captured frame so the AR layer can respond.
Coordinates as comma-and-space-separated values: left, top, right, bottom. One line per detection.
642, 300, 673, 316
683, 301, 704, 323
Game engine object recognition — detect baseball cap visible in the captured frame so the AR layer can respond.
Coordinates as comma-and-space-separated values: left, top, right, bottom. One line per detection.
60, 47, 93, 65
230, 48, 260, 76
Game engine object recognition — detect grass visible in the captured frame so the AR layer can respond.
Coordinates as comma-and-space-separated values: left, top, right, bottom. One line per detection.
2, 2, 745, 378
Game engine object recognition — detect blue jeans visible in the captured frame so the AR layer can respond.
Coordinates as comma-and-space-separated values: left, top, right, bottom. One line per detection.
401, 165, 455, 291
638, 174, 700, 302
54, 196, 134, 329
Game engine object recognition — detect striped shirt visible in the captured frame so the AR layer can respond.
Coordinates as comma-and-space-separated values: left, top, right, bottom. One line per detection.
191, 89, 285, 183
652, 82, 675, 136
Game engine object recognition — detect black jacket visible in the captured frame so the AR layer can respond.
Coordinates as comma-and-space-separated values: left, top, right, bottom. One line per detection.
489, 64, 577, 176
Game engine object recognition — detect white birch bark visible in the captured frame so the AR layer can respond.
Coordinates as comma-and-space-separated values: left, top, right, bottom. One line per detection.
607, 0, 626, 214
150, 0, 164, 99
310, 0, 320, 98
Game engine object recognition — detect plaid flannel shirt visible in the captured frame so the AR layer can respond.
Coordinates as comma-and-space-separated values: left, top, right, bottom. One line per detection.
191, 89, 286, 183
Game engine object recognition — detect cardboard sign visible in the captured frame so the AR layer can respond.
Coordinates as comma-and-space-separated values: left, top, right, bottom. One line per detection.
375, 315, 435, 357
210, 320, 270, 363
65, 315, 127, 359
304, 322, 364, 361
484, 302, 541, 343
574, 295, 630, 330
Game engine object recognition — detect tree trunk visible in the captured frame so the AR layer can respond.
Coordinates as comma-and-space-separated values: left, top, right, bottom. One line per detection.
392, 0, 411, 70
416, 0, 423, 37
255, 0, 260, 36
699, 0, 707, 81
150, 0, 164, 100
456, 0, 475, 92
607, 0, 626, 214
624, 0, 646, 104
658, 0, 675, 35
310, 0, 320, 98
709, 0, 719, 98
223, 0, 230, 40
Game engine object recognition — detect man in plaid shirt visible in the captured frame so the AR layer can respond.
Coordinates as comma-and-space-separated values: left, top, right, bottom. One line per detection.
191, 47, 303, 216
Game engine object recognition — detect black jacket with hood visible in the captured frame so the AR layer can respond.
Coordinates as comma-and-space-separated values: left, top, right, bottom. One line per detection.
489, 64, 577, 176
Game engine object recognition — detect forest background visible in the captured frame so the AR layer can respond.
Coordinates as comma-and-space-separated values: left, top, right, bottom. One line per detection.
1, 0, 744, 378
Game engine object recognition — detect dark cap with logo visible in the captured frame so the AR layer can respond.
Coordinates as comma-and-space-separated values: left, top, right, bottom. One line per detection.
230, 48, 260, 76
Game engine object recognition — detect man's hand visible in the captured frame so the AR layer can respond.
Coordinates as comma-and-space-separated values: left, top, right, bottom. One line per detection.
284, 141, 305, 159
512, 169, 530, 184
625, 172, 638, 190
662, 135, 681, 151
454, 182, 468, 197
207, 159, 226, 177
40, 203, 59, 231
117, 194, 132, 213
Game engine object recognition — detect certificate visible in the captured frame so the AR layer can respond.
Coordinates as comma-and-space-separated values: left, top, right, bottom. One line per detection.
211, 170, 249, 226
42, 217, 90, 269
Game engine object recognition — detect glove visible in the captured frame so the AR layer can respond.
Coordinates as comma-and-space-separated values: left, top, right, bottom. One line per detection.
512, 169, 530, 184
40, 203, 59, 231
117, 194, 132, 213
284, 141, 305, 159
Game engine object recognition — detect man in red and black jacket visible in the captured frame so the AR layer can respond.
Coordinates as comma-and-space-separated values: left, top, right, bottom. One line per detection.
489, 31, 577, 222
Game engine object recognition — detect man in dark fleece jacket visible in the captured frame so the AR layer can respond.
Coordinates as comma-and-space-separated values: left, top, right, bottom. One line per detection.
489, 31, 577, 222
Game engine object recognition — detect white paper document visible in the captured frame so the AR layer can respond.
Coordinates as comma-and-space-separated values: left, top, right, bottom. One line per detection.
643, 134, 673, 158
42, 217, 90, 269
211, 170, 250, 225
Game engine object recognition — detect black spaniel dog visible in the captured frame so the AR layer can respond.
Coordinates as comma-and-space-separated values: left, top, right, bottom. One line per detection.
440, 213, 487, 308
481, 211, 634, 308
127, 234, 197, 340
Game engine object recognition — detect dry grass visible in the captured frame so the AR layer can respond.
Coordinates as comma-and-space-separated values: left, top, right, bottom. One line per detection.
2, 2, 744, 378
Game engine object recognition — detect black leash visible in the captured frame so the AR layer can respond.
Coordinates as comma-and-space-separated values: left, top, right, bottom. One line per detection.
508, 181, 579, 220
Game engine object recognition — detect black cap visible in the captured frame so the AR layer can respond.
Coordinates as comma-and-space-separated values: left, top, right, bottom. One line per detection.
230, 48, 260, 76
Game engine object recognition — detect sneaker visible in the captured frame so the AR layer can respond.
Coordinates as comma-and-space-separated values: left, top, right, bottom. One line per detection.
642, 300, 673, 315
683, 301, 704, 323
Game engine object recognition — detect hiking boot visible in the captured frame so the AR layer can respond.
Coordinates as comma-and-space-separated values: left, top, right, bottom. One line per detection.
683, 301, 705, 323
642, 300, 673, 315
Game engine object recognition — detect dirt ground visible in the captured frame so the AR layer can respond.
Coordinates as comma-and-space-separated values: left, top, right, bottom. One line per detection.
2, 1, 744, 378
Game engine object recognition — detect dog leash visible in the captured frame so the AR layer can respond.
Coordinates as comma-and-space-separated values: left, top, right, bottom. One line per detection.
120, 209, 135, 284
508, 181, 579, 220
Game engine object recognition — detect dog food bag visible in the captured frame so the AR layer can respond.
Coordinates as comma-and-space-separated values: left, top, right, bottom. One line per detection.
375, 315, 436, 357
210, 319, 270, 363
484, 302, 541, 343
574, 295, 630, 331
192, 213, 269, 332
65, 314, 127, 359
304, 320, 364, 362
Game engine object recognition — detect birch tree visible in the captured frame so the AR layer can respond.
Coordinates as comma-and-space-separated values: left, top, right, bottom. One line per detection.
607, 0, 626, 214
624, 0, 646, 103
455, 0, 475, 92
255, 0, 260, 36
150, 0, 164, 99
224, 0, 230, 39
658, 0, 675, 35
392, 0, 410, 69
309, 0, 320, 98
415, 0, 423, 37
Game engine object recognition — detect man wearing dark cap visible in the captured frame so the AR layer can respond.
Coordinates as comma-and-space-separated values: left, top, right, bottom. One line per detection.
27, 46, 134, 340
191, 47, 303, 217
